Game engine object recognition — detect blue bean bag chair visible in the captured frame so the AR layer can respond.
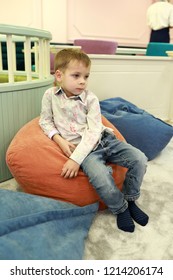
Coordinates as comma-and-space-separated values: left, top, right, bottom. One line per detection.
100, 98, 173, 160
0, 189, 98, 260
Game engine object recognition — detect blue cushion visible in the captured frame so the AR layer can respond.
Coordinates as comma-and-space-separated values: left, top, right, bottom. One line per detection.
0, 189, 98, 260
100, 98, 173, 160
146, 42, 173, 56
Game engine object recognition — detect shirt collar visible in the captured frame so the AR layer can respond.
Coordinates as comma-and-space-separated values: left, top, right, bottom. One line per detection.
55, 87, 85, 102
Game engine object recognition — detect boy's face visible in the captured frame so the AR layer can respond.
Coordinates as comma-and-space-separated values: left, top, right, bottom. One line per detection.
55, 60, 90, 97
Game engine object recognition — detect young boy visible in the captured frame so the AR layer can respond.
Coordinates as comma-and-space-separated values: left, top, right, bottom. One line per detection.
39, 48, 149, 233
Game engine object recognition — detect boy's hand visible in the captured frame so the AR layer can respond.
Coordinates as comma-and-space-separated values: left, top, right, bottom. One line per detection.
61, 159, 80, 178
53, 134, 76, 157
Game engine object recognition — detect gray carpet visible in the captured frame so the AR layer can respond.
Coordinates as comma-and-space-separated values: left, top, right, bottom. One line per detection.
1, 138, 173, 260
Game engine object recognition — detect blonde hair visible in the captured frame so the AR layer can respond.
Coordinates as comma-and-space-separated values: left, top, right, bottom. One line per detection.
54, 48, 91, 72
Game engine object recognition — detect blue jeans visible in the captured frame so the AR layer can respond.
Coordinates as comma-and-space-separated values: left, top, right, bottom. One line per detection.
81, 130, 148, 215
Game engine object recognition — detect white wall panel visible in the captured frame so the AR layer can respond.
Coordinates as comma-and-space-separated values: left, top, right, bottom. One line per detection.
88, 55, 173, 121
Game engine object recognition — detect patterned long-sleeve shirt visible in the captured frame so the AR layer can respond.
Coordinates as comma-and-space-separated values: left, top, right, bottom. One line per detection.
39, 87, 112, 165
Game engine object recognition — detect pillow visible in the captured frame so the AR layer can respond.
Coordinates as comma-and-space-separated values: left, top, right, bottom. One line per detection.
6, 116, 127, 210
100, 97, 173, 160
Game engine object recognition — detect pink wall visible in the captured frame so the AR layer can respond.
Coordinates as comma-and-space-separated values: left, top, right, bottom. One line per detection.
67, 0, 173, 47
1, 0, 173, 46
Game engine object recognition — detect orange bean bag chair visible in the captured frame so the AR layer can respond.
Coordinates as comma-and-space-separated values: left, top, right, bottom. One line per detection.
6, 116, 127, 210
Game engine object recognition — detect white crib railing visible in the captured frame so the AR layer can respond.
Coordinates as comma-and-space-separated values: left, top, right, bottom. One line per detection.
0, 24, 52, 83
0, 24, 54, 182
